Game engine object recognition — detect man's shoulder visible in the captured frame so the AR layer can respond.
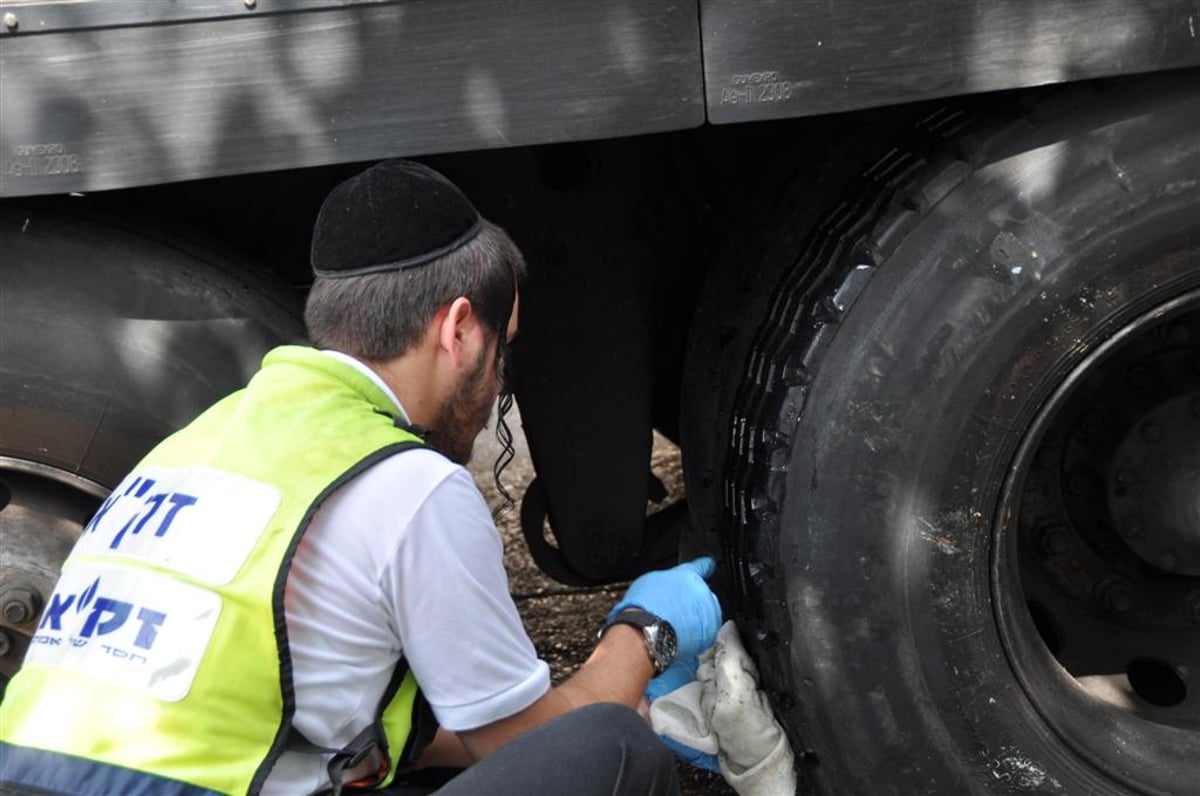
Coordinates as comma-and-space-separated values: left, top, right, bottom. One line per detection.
305, 446, 486, 568
331, 446, 493, 538
354, 446, 469, 502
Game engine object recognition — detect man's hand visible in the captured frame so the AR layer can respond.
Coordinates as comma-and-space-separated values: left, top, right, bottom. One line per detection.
645, 658, 696, 702
703, 621, 796, 796
646, 659, 720, 773
648, 621, 797, 795
609, 557, 722, 661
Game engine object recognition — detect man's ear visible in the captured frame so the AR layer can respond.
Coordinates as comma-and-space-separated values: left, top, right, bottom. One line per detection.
437, 296, 477, 367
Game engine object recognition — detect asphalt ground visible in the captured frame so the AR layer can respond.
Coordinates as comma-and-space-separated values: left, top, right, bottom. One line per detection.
468, 406, 735, 796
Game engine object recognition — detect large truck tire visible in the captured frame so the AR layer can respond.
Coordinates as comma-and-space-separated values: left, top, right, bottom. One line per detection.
0, 205, 304, 692
683, 73, 1200, 793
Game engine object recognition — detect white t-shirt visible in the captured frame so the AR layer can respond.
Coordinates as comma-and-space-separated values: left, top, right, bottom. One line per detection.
263, 353, 550, 794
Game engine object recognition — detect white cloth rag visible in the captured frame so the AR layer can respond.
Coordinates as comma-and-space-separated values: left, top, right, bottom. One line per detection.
650, 621, 797, 796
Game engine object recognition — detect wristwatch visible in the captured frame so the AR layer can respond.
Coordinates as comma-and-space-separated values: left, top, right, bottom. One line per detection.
600, 609, 678, 674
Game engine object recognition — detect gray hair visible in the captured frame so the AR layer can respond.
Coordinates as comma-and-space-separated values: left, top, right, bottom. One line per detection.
304, 219, 526, 360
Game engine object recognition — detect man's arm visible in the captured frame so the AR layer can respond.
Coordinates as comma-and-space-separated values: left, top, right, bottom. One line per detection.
417, 623, 653, 766
416, 728, 474, 770
445, 557, 722, 763
452, 622, 655, 761
391, 468, 719, 768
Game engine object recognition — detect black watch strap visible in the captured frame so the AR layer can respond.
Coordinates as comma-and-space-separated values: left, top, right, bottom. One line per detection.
601, 609, 678, 674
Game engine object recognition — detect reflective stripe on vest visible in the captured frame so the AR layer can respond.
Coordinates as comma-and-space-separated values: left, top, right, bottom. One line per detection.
0, 346, 434, 795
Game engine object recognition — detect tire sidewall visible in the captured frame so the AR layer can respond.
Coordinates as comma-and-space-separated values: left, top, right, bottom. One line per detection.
0, 206, 304, 486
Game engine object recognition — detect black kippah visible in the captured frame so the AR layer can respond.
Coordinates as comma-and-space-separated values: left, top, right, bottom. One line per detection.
311, 159, 482, 278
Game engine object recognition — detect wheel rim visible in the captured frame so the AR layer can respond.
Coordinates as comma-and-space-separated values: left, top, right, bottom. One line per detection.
0, 456, 105, 695
995, 289, 1200, 787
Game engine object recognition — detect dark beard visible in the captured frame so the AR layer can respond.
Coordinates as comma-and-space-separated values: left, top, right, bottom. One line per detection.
426, 346, 492, 465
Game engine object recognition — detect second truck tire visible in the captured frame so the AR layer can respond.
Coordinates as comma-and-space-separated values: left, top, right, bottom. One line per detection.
0, 205, 303, 690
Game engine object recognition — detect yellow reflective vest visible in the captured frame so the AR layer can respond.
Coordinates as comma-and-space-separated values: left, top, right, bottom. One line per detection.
0, 346, 436, 795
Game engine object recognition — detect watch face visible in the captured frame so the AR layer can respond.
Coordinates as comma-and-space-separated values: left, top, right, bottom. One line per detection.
657, 624, 676, 672
649, 621, 678, 672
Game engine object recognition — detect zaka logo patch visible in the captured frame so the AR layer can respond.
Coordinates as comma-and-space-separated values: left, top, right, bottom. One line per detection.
71, 465, 281, 585
38, 577, 165, 652
28, 565, 221, 702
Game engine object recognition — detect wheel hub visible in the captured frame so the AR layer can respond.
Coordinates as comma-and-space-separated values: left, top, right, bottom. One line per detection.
1106, 393, 1200, 576
0, 457, 104, 695
997, 290, 1200, 788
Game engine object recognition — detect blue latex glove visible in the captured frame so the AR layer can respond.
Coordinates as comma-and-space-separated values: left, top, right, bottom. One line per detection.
609, 557, 722, 662
645, 658, 696, 702
646, 657, 720, 773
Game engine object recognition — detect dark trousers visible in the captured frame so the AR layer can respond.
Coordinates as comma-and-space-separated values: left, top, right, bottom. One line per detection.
380, 703, 680, 796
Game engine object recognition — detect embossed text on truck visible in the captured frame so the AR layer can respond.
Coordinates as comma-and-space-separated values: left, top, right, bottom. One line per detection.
6, 143, 82, 177
720, 72, 793, 105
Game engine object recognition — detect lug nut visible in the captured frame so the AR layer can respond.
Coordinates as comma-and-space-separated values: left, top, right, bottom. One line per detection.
1, 587, 41, 627
1106, 587, 1132, 615
1040, 525, 1071, 556
1096, 579, 1133, 616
